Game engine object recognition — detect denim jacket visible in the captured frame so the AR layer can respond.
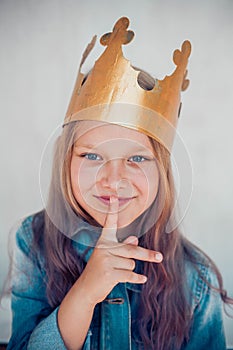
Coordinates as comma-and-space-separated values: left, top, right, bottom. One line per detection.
7, 214, 226, 350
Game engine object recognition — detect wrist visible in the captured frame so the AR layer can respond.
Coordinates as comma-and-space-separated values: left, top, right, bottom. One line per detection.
73, 275, 98, 309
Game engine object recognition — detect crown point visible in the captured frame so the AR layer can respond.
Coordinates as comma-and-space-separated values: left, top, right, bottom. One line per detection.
114, 17, 130, 30
100, 16, 134, 47
124, 30, 134, 44
182, 40, 192, 57
100, 32, 112, 46
80, 35, 97, 66
173, 41, 191, 66
173, 49, 181, 65
182, 79, 190, 91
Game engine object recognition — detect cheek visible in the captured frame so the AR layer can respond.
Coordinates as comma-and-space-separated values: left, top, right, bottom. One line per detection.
135, 165, 159, 200
70, 158, 87, 202
70, 157, 99, 196
138, 174, 159, 216
70, 158, 80, 192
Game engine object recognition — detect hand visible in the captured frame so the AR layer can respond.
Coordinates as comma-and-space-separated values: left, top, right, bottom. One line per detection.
78, 196, 163, 306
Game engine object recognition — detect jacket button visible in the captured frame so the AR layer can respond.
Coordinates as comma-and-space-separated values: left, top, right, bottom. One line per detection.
105, 298, 125, 304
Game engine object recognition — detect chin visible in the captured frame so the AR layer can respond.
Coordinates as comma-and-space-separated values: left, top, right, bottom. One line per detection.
117, 216, 136, 229
93, 215, 134, 229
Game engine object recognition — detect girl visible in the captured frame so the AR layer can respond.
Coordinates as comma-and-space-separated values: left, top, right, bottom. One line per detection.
7, 17, 232, 350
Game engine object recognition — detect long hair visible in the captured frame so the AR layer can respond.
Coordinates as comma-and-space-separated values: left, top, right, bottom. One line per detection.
31, 71, 232, 350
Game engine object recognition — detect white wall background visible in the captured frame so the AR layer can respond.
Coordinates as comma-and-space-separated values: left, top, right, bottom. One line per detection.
0, 0, 233, 346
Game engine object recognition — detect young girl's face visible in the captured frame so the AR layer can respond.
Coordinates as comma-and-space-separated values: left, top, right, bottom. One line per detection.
70, 122, 159, 228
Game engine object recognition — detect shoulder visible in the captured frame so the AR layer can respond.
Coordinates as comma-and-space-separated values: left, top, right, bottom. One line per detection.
10, 212, 47, 293
182, 243, 226, 348
15, 214, 34, 252
183, 243, 220, 311
14, 210, 45, 263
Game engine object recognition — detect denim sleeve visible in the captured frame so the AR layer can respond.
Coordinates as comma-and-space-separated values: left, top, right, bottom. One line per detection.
7, 217, 91, 350
183, 264, 226, 350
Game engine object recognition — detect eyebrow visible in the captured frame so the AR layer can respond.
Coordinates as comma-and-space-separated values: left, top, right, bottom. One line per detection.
74, 143, 154, 155
74, 143, 96, 150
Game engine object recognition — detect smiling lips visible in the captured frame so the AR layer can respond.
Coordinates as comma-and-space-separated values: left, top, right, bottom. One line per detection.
94, 195, 135, 206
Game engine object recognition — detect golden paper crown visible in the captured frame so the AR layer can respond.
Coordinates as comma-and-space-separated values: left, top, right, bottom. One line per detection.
64, 17, 191, 151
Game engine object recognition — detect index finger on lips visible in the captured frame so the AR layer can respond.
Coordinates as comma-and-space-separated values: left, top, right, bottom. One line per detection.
100, 196, 119, 243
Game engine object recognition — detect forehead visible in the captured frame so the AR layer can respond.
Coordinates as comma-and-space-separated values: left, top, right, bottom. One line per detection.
74, 121, 153, 150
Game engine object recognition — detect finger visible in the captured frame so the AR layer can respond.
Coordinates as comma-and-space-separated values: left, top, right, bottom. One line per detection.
100, 196, 119, 243
122, 236, 138, 246
110, 256, 136, 271
111, 244, 163, 263
114, 270, 148, 284
104, 196, 119, 229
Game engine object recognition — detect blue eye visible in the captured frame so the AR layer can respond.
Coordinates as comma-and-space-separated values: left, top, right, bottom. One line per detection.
83, 153, 102, 161
128, 155, 147, 163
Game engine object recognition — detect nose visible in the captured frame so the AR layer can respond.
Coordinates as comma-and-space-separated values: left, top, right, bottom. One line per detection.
97, 158, 128, 191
